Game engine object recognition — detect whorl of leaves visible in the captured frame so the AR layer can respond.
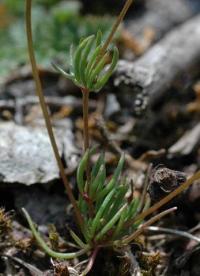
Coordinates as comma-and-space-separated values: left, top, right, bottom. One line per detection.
76, 150, 140, 244
52, 31, 119, 92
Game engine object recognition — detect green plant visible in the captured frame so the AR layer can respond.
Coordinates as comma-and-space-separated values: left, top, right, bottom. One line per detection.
23, 149, 176, 274
23, 0, 200, 274
53, 0, 132, 154
52, 31, 119, 158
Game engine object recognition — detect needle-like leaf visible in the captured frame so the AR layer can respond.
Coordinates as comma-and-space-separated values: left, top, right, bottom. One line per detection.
69, 229, 88, 249
77, 149, 90, 193
22, 208, 90, 259
95, 204, 127, 241
87, 52, 109, 89
80, 35, 95, 86
112, 205, 128, 239
104, 185, 128, 222
90, 189, 116, 237
89, 164, 106, 198
52, 63, 75, 80
85, 45, 102, 82
74, 36, 91, 83
91, 152, 105, 181
93, 47, 119, 92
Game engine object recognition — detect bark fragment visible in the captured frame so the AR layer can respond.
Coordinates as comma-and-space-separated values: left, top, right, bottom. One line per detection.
113, 15, 200, 106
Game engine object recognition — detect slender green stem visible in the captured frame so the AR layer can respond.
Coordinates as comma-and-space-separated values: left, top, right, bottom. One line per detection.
25, 0, 83, 229
22, 208, 90, 259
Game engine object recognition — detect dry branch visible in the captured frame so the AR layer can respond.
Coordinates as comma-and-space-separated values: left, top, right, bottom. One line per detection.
113, 15, 200, 104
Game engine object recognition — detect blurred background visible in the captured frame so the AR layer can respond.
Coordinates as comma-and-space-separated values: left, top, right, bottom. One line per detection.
0, 0, 200, 78
0, 0, 120, 78
0, 0, 159, 77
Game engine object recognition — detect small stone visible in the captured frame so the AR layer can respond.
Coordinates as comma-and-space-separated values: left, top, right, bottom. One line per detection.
0, 122, 78, 185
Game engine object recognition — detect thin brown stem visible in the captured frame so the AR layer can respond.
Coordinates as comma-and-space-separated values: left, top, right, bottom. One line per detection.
81, 88, 94, 217
25, 0, 83, 229
81, 88, 90, 152
96, 0, 133, 63
81, 88, 90, 189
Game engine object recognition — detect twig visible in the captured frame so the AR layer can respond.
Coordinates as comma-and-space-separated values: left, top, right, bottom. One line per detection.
147, 226, 200, 243
25, 0, 83, 229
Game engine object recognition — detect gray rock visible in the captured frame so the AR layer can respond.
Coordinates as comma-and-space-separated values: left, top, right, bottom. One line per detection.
0, 121, 78, 185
